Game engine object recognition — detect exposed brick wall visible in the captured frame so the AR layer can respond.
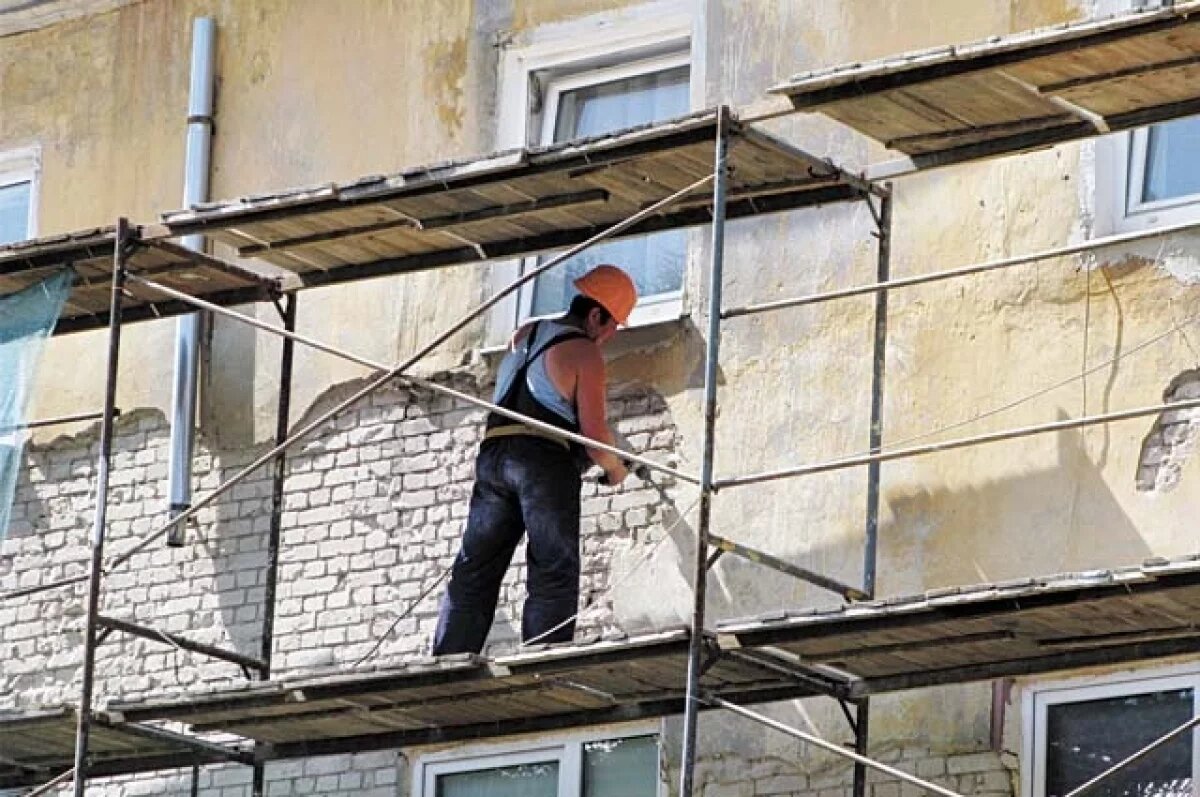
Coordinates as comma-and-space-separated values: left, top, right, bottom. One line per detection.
0, 368, 680, 794
1, 366, 1010, 796
1136, 368, 1200, 493
685, 747, 1015, 797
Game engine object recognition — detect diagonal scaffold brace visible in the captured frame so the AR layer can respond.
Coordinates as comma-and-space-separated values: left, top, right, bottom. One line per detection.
0, 171, 715, 608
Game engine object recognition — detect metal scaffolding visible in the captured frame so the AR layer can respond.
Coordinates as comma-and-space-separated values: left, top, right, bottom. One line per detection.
4, 4, 1200, 793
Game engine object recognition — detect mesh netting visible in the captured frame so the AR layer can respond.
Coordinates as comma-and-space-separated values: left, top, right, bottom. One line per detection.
0, 269, 73, 540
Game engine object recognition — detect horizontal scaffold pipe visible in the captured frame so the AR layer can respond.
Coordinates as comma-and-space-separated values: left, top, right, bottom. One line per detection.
708, 532, 867, 601
716, 397, 1200, 490
709, 695, 965, 797
126, 274, 696, 486
0, 172, 714, 606
91, 715, 254, 766
0, 410, 115, 434
97, 615, 267, 674
721, 216, 1200, 320
27, 768, 74, 797
1064, 713, 1200, 797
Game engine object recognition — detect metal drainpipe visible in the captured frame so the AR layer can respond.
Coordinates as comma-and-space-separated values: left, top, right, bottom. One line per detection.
167, 17, 216, 546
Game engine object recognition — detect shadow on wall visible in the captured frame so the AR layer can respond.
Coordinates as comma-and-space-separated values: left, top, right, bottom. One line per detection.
881, 420, 1148, 592
202, 313, 258, 448
625, 414, 1154, 632
207, 444, 273, 672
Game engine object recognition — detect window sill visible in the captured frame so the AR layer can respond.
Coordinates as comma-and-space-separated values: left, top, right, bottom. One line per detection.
1109, 202, 1200, 235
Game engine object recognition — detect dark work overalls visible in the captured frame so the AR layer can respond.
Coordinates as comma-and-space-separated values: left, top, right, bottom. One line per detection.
432, 321, 590, 655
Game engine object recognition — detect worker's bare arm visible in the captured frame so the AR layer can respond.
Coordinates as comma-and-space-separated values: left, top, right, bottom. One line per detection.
562, 339, 627, 484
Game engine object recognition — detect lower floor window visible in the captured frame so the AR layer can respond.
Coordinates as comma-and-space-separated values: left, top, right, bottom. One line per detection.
1029, 670, 1199, 797
421, 732, 660, 797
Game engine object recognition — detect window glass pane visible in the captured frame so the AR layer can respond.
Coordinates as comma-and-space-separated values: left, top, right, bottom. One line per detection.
553, 66, 690, 142
0, 181, 31, 245
531, 65, 689, 317
582, 735, 659, 797
530, 231, 686, 318
1045, 688, 1193, 797
436, 760, 559, 797
1141, 116, 1200, 204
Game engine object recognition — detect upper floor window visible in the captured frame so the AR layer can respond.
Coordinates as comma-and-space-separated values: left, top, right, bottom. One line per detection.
1024, 668, 1199, 797
0, 147, 37, 245
414, 730, 661, 797
526, 54, 690, 321
1094, 0, 1200, 233
1124, 116, 1200, 223
489, 2, 697, 341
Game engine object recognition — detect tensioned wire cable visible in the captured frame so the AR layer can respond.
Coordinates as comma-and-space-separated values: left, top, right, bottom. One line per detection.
82, 301, 1200, 667
509, 281, 1200, 652
353, 490, 702, 663
518, 492, 703, 649
100, 285, 1200, 672
770, 237, 1194, 467
872, 307, 1200, 456
519, 288, 1200, 653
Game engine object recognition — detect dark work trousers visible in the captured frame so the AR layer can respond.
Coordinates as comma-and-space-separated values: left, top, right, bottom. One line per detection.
433, 436, 583, 654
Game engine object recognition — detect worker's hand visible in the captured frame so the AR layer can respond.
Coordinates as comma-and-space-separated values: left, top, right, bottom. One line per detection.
599, 461, 629, 487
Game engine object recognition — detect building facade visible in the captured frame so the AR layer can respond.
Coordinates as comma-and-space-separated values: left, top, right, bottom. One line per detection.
2, 0, 1199, 794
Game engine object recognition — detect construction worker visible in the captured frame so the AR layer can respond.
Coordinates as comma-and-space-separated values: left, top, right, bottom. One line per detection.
432, 264, 638, 655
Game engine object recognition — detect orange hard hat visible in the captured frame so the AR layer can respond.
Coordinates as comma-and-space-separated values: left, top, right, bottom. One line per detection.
573, 265, 638, 325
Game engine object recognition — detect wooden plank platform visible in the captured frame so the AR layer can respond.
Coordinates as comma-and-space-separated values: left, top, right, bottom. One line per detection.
0, 229, 288, 335
771, 1, 1200, 169
0, 111, 871, 336
717, 554, 1200, 696
105, 630, 813, 760
153, 110, 875, 291
94, 555, 1200, 761
0, 707, 251, 790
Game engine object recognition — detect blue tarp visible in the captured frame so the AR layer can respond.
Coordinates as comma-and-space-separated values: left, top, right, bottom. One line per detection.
0, 270, 72, 540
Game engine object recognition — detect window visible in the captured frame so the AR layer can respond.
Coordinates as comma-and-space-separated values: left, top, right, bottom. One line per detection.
1093, 0, 1200, 233
525, 54, 690, 322
415, 731, 661, 797
1125, 117, 1200, 220
0, 147, 37, 245
489, 2, 699, 341
1025, 668, 1200, 797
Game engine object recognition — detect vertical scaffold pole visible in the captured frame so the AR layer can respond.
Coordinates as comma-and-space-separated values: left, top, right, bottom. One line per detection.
252, 293, 296, 796
854, 188, 891, 797
862, 188, 891, 600
73, 218, 129, 797
679, 105, 730, 797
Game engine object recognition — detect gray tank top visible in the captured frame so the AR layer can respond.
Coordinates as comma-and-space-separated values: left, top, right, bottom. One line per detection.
492, 320, 580, 426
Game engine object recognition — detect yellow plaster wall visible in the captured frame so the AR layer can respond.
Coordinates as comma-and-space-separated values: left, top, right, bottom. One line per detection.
3, 0, 487, 443
6, 0, 1200, 765
605, 0, 1199, 756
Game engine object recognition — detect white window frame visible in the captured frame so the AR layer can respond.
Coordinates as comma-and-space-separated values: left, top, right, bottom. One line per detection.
487, 1, 702, 345
0, 145, 39, 244
412, 724, 663, 797
1092, 0, 1200, 234
1021, 663, 1200, 797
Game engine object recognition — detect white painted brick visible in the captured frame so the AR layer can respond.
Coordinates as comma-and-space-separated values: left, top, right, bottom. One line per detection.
2, 383, 684, 792
946, 752, 1001, 775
